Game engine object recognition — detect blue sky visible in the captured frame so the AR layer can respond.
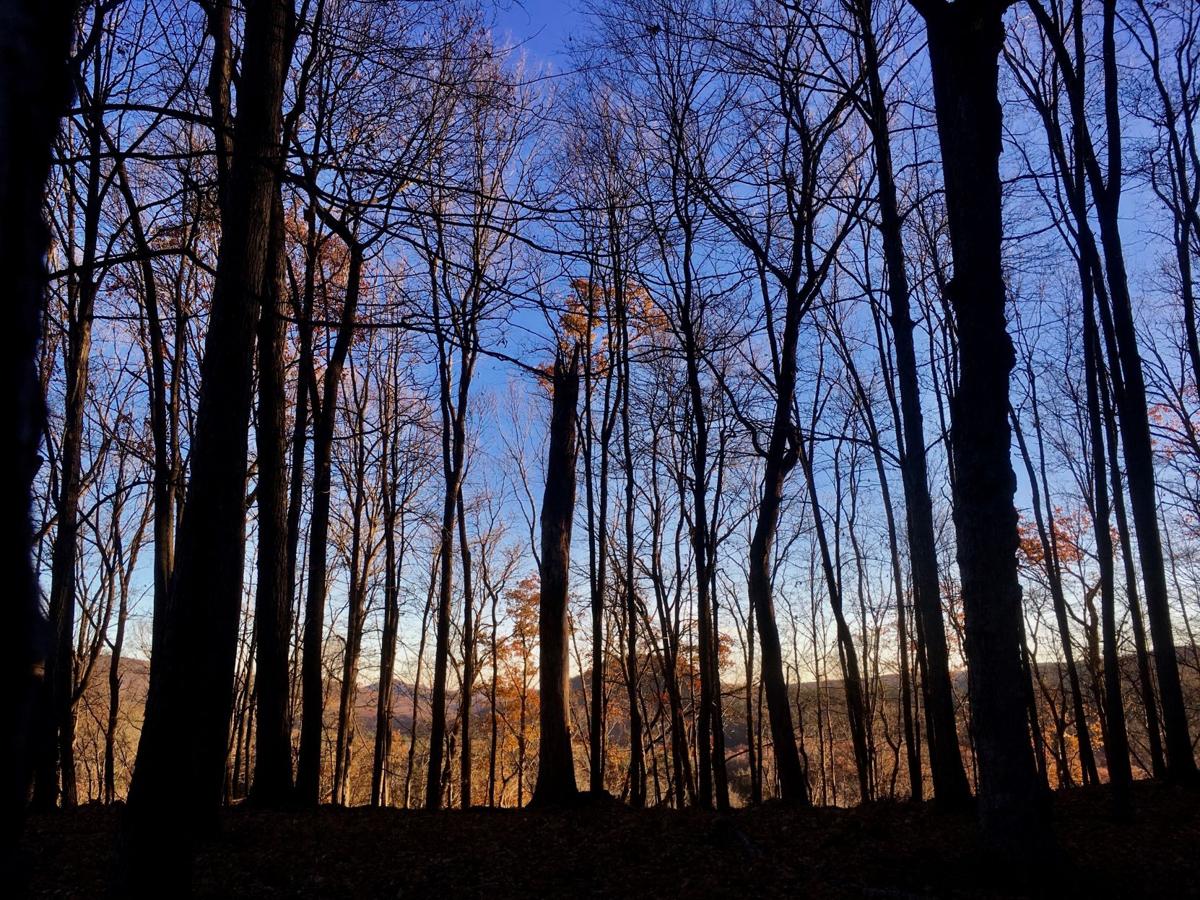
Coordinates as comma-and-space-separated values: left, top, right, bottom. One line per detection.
495, 0, 580, 65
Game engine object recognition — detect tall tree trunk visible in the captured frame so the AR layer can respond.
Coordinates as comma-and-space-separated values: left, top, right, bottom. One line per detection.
582, 296, 616, 794
250, 189, 293, 806
487, 581, 499, 806
1082, 266, 1133, 813
1083, 0, 1196, 781
1012, 404, 1099, 785
618, 284, 645, 809
104, 572, 128, 806
856, 0, 969, 807
743, 602, 761, 804
111, 151, 175, 693
883, 467, 922, 802
458, 493, 476, 808
647, 466, 696, 808
1, 0, 82, 851
747, 284, 810, 806
333, 407, 370, 807
202, 0, 233, 217
372, 394, 403, 808
843, 335, 922, 800
531, 348, 581, 807
707, 562, 730, 809
403, 561, 435, 809
102, 484, 145, 805
797, 433, 872, 803
1101, 358, 1165, 778
425, 449, 461, 811
285, 204, 316, 702
296, 242, 362, 805
682, 308, 727, 810
121, 0, 295, 886
911, 0, 1051, 856
1021, 0, 1169, 780
424, 265, 475, 810
37, 47, 107, 808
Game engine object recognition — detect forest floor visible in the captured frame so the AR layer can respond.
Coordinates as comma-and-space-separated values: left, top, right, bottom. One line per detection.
18, 781, 1199, 898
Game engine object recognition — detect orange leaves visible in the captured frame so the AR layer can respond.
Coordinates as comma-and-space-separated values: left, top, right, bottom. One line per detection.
1017, 507, 1089, 568
630, 285, 669, 342
1017, 518, 1046, 567
560, 278, 597, 344
504, 574, 541, 646
1146, 401, 1199, 462
558, 276, 666, 364
558, 278, 610, 368
716, 631, 734, 674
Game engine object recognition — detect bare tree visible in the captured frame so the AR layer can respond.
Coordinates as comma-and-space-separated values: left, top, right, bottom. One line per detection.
908, 0, 1051, 858
121, 0, 295, 885
531, 348, 582, 806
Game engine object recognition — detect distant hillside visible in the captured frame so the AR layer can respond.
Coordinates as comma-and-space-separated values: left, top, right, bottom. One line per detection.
73, 644, 1197, 803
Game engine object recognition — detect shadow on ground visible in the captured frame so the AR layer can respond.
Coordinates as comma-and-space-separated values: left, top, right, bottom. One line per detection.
19, 781, 1199, 897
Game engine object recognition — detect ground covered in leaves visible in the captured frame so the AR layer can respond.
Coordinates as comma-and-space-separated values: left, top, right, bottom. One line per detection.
19, 781, 1199, 897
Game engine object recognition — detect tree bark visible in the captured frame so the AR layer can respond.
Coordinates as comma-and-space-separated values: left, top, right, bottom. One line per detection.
1, 0, 80, 853
618, 281, 645, 809
458, 493, 476, 808
297, 242, 362, 806
1019, 0, 1168, 780
531, 348, 581, 807
111, 151, 175, 699
104, 556, 129, 805
855, 0, 970, 807
250, 188, 294, 807
839, 328, 923, 801
1012, 405, 1099, 786
121, 0, 295, 886
1101, 357, 1165, 778
372, 385, 404, 808
746, 282, 810, 806
1082, 265, 1132, 813
424, 243, 477, 810
911, 0, 1051, 857
332, 392, 370, 806
581, 283, 617, 795
1083, 0, 1196, 781
678, 241, 727, 810
797, 433, 872, 802
37, 81, 103, 809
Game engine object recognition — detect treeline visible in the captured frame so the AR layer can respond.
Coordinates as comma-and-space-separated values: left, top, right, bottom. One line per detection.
65, 646, 1194, 811
8, 0, 1200, 886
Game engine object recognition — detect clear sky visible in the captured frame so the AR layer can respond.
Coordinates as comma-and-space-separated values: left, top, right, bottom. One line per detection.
495, 0, 580, 65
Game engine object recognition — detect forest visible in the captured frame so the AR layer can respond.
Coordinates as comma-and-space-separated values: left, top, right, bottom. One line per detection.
3, 0, 1199, 894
